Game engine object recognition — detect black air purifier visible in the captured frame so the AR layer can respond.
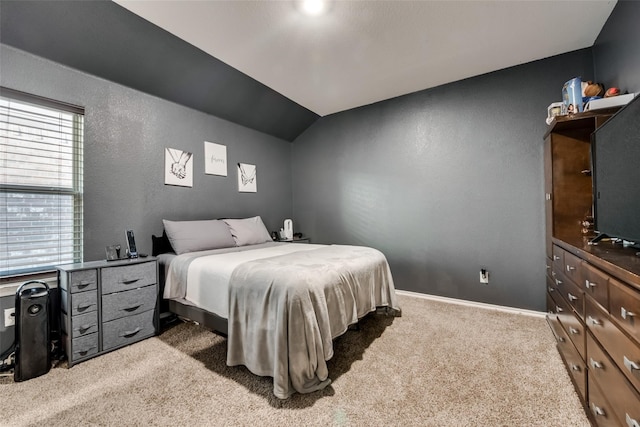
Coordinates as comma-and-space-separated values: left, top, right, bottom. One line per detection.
14, 280, 51, 382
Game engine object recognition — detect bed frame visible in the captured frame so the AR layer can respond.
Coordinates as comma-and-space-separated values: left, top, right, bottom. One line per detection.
168, 299, 228, 336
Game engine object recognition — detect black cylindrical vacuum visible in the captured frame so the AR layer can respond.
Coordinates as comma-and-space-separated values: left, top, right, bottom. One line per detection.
14, 280, 51, 382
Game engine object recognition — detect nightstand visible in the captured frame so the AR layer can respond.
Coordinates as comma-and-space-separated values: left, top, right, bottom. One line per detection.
57, 257, 158, 367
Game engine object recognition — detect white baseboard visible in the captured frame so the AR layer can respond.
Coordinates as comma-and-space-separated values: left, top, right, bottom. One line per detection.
395, 289, 546, 318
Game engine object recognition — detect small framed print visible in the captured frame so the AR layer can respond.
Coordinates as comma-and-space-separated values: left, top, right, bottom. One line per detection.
204, 141, 227, 176
237, 163, 257, 193
165, 147, 193, 187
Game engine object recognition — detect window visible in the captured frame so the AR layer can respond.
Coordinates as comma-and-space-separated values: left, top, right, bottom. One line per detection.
0, 88, 84, 276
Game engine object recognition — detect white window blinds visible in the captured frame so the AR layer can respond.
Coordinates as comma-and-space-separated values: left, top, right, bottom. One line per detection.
0, 88, 84, 276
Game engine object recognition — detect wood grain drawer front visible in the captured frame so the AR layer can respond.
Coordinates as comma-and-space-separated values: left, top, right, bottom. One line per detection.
70, 333, 99, 362
563, 251, 582, 285
546, 258, 553, 280
586, 296, 640, 393
102, 285, 157, 323
564, 277, 585, 319
68, 269, 97, 293
546, 276, 559, 303
102, 309, 155, 352
583, 263, 610, 311
70, 311, 98, 338
588, 375, 621, 427
101, 262, 156, 295
609, 277, 640, 343
555, 319, 587, 401
63, 290, 98, 316
587, 332, 640, 427
552, 245, 564, 272
561, 309, 586, 360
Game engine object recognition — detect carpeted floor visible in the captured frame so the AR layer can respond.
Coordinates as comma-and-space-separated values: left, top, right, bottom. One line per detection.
0, 294, 589, 426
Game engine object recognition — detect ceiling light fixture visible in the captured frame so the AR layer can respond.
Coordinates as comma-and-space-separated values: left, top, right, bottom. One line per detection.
300, 0, 327, 16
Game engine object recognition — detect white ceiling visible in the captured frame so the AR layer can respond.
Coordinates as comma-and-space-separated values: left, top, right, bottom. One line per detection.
114, 0, 617, 117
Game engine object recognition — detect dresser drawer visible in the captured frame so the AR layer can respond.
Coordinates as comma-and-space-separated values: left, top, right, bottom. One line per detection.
563, 250, 582, 285
563, 276, 585, 319
588, 375, 620, 427
553, 317, 587, 401
67, 269, 98, 293
561, 310, 586, 360
586, 296, 640, 393
587, 332, 640, 427
70, 333, 99, 362
583, 263, 609, 311
609, 277, 640, 343
62, 310, 99, 338
552, 245, 564, 272
101, 261, 156, 294
61, 289, 98, 316
102, 309, 155, 352
102, 284, 157, 323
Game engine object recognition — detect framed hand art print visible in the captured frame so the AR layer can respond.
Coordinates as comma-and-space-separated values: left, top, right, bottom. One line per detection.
165, 147, 193, 187
237, 163, 257, 192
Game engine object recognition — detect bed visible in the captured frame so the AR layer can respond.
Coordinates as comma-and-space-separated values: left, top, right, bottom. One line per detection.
154, 216, 400, 399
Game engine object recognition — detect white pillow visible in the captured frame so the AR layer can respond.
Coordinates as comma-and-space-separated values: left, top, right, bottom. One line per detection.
222, 216, 273, 246
162, 219, 236, 254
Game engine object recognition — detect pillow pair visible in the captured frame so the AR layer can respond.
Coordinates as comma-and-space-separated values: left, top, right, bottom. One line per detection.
163, 216, 272, 255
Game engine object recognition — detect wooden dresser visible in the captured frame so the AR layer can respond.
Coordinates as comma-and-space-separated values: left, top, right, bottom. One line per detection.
57, 257, 158, 367
544, 110, 640, 426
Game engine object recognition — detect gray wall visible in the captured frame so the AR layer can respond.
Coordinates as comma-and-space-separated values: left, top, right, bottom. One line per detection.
593, 0, 640, 94
292, 49, 595, 311
1, 45, 293, 262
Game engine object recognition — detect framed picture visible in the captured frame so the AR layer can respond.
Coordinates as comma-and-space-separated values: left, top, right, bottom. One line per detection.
204, 141, 227, 176
165, 147, 193, 187
237, 163, 257, 192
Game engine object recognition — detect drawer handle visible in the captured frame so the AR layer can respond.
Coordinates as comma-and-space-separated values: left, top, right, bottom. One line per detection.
621, 307, 636, 320
76, 324, 96, 334
567, 293, 578, 302
627, 413, 640, 427
624, 356, 640, 373
588, 316, 602, 326
123, 303, 144, 312
121, 278, 141, 285
74, 346, 97, 356
555, 306, 563, 313
120, 327, 142, 338
557, 336, 565, 343
548, 286, 555, 293
76, 303, 96, 312
555, 279, 563, 286
551, 271, 557, 277
591, 403, 606, 417
553, 255, 561, 261
569, 327, 579, 335
585, 280, 596, 289
566, 265, 576, 272
546, 265, 551, 270
590, 358, 603, 369
76, 280, 94, 289
570, 364, 581, 372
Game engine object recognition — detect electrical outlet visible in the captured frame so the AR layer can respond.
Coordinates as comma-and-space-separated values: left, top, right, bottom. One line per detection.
480, 269, 489, 284
4, 308, 15, 327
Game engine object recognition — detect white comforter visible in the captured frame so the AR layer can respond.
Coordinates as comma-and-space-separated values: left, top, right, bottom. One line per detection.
164, 243, 400, 399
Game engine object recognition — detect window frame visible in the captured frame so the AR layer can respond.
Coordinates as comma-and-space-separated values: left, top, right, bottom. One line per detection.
0, 87, 84, 277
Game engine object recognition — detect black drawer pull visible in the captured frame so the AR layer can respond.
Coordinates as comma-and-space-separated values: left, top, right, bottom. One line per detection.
74, 346, 97, 356
121, 278, 141, 285
76, 280, 94, 289
76, 324, 96, 334
120, 327, 142, 338
123, 304, 143, 312
76, 303, 96, 312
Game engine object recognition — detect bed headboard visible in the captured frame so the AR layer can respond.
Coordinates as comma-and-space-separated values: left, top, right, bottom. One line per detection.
151, 231, 173, 256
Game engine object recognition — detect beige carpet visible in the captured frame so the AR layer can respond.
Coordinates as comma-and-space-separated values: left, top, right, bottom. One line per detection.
0, 294, 589, 426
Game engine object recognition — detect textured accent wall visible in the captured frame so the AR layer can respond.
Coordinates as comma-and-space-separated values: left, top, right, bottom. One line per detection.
292, 49, 594, 311
1, 45, 293, 261
593, 0, 640, 94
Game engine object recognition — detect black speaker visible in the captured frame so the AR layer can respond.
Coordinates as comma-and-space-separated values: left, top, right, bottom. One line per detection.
14, 280, 51, 382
